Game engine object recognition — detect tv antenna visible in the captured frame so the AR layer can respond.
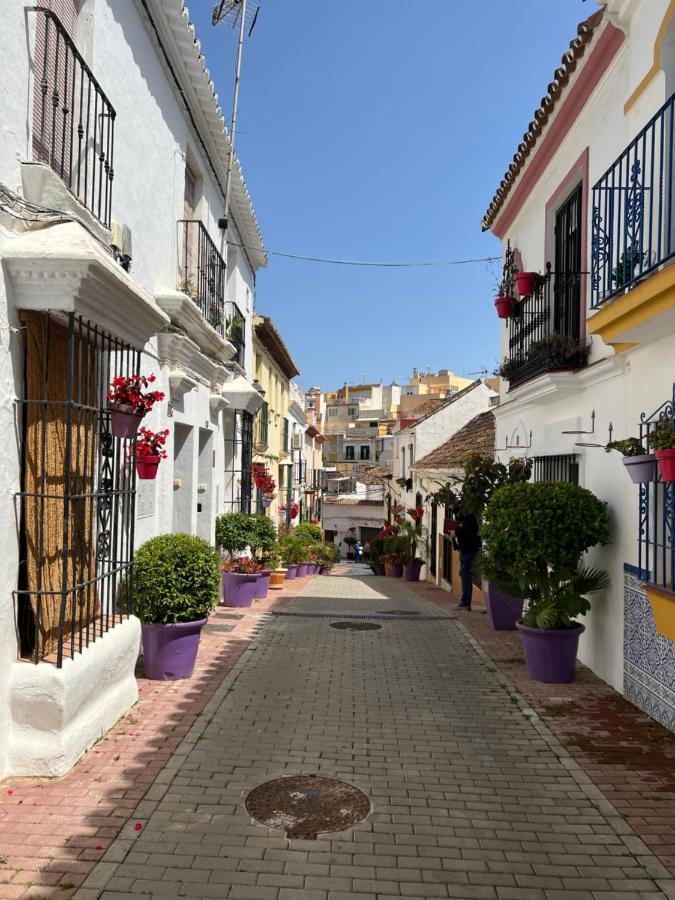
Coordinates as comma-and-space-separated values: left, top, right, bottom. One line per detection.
212, 0, 261, 233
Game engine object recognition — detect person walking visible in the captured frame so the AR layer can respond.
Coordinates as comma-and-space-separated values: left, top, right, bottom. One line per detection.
353, 540, 363, 563
451, 499, 481, 610
363, 540, 371, 562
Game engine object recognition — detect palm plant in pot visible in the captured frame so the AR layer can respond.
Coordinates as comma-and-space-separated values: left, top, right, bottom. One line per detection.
249, 514, 277, 598
133, 534, 220, 680
400, 518, 427, 582
647, 420, 675, 482
481, 482, 610, 683
605, 436, 656, 483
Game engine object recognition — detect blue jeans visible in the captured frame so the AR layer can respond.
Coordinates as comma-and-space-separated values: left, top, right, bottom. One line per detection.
459, 551, 477, 608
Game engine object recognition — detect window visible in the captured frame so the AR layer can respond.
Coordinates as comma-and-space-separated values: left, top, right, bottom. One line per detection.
258, 402, 269, 447
345, 445, 355, 460
532, 455, 579, 485
307, 399, 315, 409
348, 407, 357, 417
369, 421, 378, 428
328, 408, 338, 417
401, 447, 406, 478
360, 445, 370, 461
283, 417, 289, 452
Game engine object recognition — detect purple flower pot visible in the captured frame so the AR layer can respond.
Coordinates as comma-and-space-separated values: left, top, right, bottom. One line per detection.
254, 569, 271, 599
285, 564, 298, 580
623, 453, 657, 483
141, 618, 206, 681
297, 563, 309, 577
109, 404, 144, 440
516, 622, 585, 683
390, 563, 403, 578
221, 572, 258, 607
483, 581, 524, 630
373, 564, 386, 575
403, 563, 422, 582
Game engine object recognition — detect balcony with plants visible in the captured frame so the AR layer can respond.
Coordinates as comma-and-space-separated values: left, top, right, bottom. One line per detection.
496, 246, 587, 390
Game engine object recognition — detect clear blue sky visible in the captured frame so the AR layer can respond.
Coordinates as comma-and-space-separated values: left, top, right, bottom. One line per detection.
191, 0, 592, 390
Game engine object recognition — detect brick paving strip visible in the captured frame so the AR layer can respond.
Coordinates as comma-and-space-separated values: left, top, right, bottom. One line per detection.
68, 567, 675, 900
405, 580, 675, 883
0, 573, 322, 900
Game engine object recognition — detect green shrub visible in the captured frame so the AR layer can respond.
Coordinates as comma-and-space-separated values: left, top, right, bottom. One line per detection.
279, 534, 309, 564
481, 482, 611, 628
133, 534, 220, 624
294, 522, 323, 544
249, 514, 278, 556
316, 543, 339, 567
369, 536, 384, 564
215, 513, 254, 557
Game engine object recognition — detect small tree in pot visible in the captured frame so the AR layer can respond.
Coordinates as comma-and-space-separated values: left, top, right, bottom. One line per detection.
133, 534, 220, 680
399, 517, 428, 582
481, 482, 611, 682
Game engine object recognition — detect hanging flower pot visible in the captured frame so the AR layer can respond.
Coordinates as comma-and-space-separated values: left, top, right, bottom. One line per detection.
107, 374, 164, 440
514, 272, 537, 297
655, 449, 675, 482
262, 496, 273, 508
495, 295, 514, 319
137, 455, 161, 480
109, 403, 145, 439
622, 453, 658, 483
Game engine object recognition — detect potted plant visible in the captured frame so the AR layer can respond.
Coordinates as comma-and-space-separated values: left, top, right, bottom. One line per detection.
107, 373, 164, 439
136, 427, 169, 480
279, 534, 306, 579
369, 536, 386, 575
268, 554, 287, 589
647, 420, 675, 482
215, 512, 255, 558
133, 534, 220, 680
612, 246, 647, 290
514, 270, 539, 297
400, 518, 427, 582
343, 533, 357, 560
482, 482, 611, 682
605, 436, 656, 483
249, 514, 277, 598
220, 556, 262, 607
382, 535, 406, 577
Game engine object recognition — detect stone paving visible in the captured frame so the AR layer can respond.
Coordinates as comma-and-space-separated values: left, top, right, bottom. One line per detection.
77, 568, 675, 900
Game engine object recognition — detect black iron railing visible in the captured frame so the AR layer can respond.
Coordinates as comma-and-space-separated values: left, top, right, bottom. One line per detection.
15, 312, 139, 666
592, 91, 675, 307
504, 267, 586, 388
532, 454, 580, 485
225, 301, 245, 366
32, 8, 115, 227
257, 401, 269, 447
178, 220, 226, 335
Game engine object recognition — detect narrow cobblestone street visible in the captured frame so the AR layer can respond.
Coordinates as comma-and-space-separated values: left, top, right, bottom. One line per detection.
77, 570, 675, 900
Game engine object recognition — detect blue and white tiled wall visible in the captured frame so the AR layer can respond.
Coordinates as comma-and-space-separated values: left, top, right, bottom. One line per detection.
624, 566, 675, 732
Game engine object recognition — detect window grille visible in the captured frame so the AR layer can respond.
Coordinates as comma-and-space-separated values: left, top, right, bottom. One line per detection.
360, 445, 370, 461
257, 401, 269, 447
532, 454, 579, 485
223, 409, 254, 513
15, 312, 139, 667
178, 221, 226, 335
345, 445, 355, 461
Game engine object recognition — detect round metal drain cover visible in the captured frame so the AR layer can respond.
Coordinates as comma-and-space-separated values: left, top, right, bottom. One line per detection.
383, 610, 421, 616
330, 621, 382, 631
246, 775, 370, 839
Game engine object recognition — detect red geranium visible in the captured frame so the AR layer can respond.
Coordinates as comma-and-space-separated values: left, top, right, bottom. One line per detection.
136, 427, 169, 459
221, 557, 263, 574
108, 374, 164, 413
252, 463, 276, 494
279, 501, 300, 519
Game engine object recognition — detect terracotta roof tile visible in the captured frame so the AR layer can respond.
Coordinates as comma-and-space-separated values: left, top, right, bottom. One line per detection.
481, 9, 604, 232
408, 397, 447, 419
323, 498, 384, 506
356, 467, 391, 485
413, 411, 495, 471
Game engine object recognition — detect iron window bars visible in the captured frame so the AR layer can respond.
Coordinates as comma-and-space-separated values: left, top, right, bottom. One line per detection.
592, 90, 675, 308
638, 385, 675, 590
178, 220, 227, 336
31, 7, 116, 228
225, 301, 246, 367
15, 312, 139, 667
532, 454, 580, 485
506, 266, 586, 388
257, 401, 269, 448
222, 409, 254, 513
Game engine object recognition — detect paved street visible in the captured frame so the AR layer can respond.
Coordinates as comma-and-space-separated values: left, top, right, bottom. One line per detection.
79, 569, 675, 900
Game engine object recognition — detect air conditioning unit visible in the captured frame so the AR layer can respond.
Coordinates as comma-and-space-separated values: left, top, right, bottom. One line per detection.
111, 221, 133, 272
291, 433, 302, 450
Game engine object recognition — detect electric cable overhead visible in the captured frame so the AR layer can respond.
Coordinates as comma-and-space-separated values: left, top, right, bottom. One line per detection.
229, 242, 501, 268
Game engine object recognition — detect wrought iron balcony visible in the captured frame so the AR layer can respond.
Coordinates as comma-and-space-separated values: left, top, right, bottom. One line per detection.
503, 267, 587, 388
592, 91, 675, 307
32, 8, 116, 227
178, 220, 226, 336
225, 300, 246, 366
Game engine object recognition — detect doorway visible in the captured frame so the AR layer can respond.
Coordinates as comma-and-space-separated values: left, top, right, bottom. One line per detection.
197, 428, 213, 541
172, 423, 194, 534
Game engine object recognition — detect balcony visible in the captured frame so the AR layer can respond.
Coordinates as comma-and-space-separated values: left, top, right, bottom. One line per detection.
31, 8, 115, 228
225, 301, 246, 368
592, 92, 675, 308
178, 220, 226, 335
502, 267, 587, 389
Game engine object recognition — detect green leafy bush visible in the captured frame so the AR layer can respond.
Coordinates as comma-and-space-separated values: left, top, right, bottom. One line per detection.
369, 536, 384, 564
249, 514, 278, 556
647, 420, 675, 451
278, 535, 309, 564
294, 522, 323, 544
605, 437, 647, 457
316, 543, 339, 567
481, 482, 611, 629
399, 518, 428, 564
133, 534, 220, 624
215, 513, 254, 557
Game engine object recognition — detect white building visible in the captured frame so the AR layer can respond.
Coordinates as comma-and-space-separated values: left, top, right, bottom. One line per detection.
0, 0, 266, 777
483, 0, 675, 728
322, 480, 386, 554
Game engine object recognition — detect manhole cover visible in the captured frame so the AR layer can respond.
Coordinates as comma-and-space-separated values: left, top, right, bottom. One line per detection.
330, 621, 382, 631
382, 610, 421, 616
246, 775, 370, 839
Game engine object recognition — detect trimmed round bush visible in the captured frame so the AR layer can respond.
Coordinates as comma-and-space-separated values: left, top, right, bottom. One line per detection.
249, 514, 278, 556
133, 533, 221, 624
215, 512, 254, 556
294, 522, 323, 544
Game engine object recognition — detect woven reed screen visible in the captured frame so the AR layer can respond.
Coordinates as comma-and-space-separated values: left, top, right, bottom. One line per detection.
21, 311, 99, 659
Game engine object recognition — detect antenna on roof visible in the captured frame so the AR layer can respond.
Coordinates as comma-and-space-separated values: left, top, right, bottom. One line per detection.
212, 0, 261, 233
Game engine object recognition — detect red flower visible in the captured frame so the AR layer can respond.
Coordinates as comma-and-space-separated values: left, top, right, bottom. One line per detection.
136, 427, 169, 460
108, 374, 165, 413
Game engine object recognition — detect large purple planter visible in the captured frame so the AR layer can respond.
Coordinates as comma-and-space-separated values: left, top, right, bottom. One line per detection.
254, 569, 271, 599
390, 563, 403, 578
403, 563, 422, 582
623, 453, 657, 483
285, 564, 298, 580
297, 563, 309, 577
373, 564, 386, 576
141, 618, 206, 681
221, 572, 258, 607
516, 622, 585, 683
483, 581, 524, 630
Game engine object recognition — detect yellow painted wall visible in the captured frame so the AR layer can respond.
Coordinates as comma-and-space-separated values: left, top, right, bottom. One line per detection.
252, 338, 292, 520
